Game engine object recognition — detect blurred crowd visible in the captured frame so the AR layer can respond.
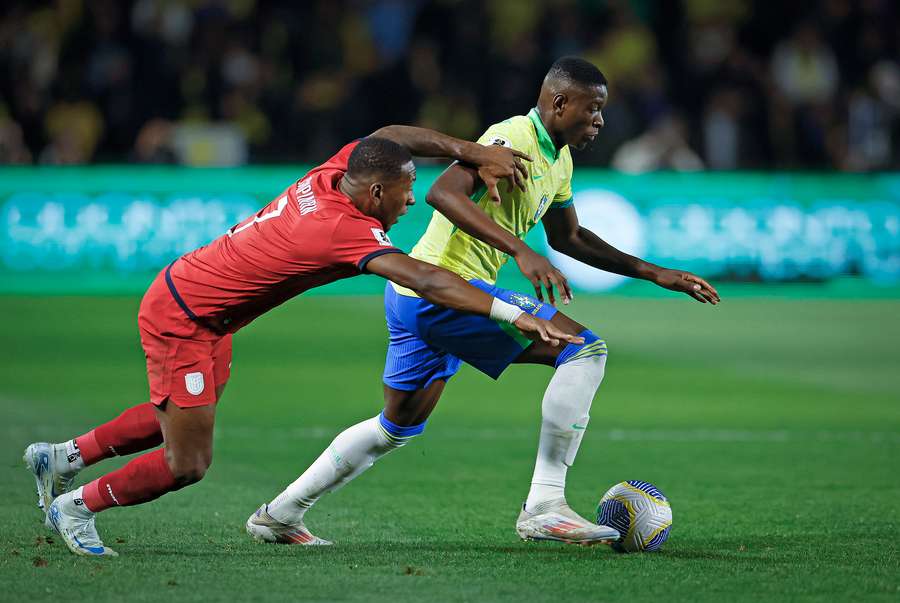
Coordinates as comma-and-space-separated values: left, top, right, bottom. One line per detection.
1, 0, 898, 170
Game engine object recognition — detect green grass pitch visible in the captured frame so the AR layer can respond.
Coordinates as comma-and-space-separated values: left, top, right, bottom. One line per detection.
1, 291, 898, 601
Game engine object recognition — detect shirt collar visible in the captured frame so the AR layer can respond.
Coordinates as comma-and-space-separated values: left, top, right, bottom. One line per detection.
527, 107, 560, 162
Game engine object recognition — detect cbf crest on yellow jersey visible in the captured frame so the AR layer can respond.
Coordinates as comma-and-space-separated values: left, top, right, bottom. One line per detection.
407, 108, 574, 286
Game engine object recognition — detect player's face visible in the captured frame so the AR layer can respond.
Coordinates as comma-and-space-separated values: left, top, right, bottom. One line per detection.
561, 84, 607, 150
379, 161, 416, 230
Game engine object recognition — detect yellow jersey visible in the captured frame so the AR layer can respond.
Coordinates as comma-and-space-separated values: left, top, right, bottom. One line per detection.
394, 108, 574, 295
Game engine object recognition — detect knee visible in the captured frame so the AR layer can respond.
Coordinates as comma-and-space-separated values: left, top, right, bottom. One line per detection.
166, 450, 212, 486
555, 329, 608, 369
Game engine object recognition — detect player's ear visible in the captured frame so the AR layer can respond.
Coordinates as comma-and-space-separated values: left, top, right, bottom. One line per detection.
553, 93, 567, 116
370, 182, 383, 205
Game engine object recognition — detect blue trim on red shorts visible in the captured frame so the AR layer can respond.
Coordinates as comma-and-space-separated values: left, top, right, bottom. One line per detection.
164, 262, 225, 335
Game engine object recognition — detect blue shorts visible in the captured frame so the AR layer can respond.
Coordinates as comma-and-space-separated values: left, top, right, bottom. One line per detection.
383, 280, 558, 391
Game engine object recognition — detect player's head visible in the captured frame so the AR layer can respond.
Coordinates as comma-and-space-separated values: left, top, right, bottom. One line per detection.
538, 56, 608, 150
345, 136, 416, 230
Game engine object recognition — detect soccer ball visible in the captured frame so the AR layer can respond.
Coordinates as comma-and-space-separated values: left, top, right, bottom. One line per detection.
596, 480, 672, 553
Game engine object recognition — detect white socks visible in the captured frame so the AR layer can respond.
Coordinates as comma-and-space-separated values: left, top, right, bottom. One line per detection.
264, 353, 606, 523
267, 414, 419, 524
525, 353, 607, 512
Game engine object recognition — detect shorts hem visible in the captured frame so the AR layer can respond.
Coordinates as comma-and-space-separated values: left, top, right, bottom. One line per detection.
383, 372, 456, 392
382, 379, 421, 392
151, 395, 217, 409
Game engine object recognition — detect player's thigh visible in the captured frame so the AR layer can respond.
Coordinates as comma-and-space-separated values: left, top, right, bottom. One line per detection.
140, 330, 225, 409
383, 380, 447, 427
383, 282, 463, 393
513, 309, 587, 367
212, 334, 232, 400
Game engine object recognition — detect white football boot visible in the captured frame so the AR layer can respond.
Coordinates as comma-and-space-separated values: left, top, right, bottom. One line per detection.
516, 498, 620, 546
23, 442, 78, 515
246, 505, 332, 546
47, 489, 118, 557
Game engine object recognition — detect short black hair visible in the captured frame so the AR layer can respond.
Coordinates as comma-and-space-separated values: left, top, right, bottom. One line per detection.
347, 136, 413, 181
546, 56, 608, 88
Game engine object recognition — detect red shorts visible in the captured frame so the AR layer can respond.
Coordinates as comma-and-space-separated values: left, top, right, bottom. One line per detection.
138, 270, 232, 408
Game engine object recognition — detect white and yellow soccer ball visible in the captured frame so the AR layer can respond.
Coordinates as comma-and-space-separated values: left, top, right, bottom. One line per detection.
596, 480, 672, 553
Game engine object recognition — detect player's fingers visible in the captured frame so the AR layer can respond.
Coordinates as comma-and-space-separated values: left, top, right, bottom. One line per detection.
687, 274, 720, 301
542, 275, 556, 306
697, 278, 720, 301
689, 289, 708, 303
688, 282, 717, 304
512, 149, 533, 162
512, 163, 526, 191
554, 269, 573, 304
486, 180, 502, 205
547, 324, 582, 344
699, 287, 719, 305
527, 276, 544, 302
532, 320, 552, 343
514, 158, 529, 187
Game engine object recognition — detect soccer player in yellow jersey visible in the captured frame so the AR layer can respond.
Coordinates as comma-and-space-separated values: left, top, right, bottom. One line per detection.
250, 57, 720, 546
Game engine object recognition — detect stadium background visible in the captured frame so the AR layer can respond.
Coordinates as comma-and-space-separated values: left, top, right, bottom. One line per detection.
1, 1, 898, 601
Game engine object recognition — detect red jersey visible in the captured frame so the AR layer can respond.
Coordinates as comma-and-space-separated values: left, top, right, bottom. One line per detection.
165, 141, 403, 334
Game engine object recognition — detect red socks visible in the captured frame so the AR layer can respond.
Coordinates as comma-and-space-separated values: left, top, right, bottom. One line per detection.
81, 448, 179, 512
75, 403, 163, 465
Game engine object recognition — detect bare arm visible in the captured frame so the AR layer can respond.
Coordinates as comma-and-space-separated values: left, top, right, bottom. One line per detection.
426, 164, 525, 257
542, 206, 720, 304
370, 125, 531, 202
368, 251, 495, 314
365, 253, 583, 344
426, 164, 573, 305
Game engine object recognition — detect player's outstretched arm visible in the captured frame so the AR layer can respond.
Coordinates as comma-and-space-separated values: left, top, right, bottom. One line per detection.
426, 164, 573, 306
370, 125, 531, 196
365, 253, 583, 345
542, 205, 720, 304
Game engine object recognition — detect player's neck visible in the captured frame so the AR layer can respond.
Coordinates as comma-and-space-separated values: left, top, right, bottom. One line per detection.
338, 176, 366, 212
535, 106, 565, 152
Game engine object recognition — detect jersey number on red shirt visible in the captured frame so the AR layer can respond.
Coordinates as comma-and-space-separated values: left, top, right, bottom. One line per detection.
227, 196, 289, 238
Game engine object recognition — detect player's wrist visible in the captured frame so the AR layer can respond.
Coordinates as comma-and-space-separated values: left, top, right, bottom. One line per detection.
639, 262, 664, 283
489, 298, 525, 324
509, 240, 530, 258
456, 140, 484, 164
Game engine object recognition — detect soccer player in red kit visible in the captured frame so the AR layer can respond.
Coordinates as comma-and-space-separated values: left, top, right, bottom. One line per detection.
23, 130, 581, 557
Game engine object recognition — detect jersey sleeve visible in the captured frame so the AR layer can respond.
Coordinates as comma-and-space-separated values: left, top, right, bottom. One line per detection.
552, 151, 574, 208
331, 214, 405, 273
476, 119, 529, 152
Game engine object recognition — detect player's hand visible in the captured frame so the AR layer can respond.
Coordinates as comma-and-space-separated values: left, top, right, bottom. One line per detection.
514, 246, 573, 306
653, 269, 720, 304
471, 144, 532, 204
513, 314, 584, 347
